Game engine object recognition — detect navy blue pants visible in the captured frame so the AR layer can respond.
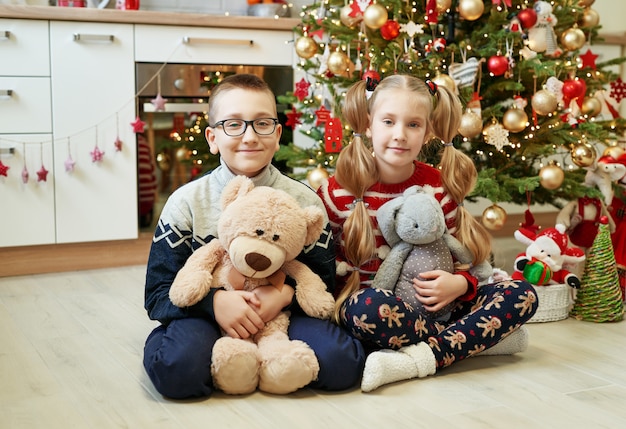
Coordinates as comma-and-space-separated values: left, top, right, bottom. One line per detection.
143, 314, 366, 399
341, 280, 538, 368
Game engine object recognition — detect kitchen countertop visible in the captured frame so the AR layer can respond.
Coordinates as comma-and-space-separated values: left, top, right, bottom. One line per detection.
0, 4, 300, 31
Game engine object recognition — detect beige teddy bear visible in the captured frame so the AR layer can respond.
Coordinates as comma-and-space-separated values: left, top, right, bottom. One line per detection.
169, 175, 335, 395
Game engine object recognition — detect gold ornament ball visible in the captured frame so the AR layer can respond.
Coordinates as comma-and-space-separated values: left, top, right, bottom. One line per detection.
156, 151, 171, 171
436, 0, 452, 13
539, 162, 565, 190
581, 96, 602, 117
532, 89, 558, 115
340, 5, 360, 28
363, 4, 388, 30
482, 204, 507, 231
570, 142, 597, 168
603, 145, 625, 160
432, 73, 457, 93
459, 109, 483, 138
580, 8, 600, 28
458, 0, 485, 21
295, 36, 318, 59
307, 165, 329, 190
175, 147, 190, 161
578, 0, 595, 7
502, 108, 529, 133
560, 27, 586, 51
327, 51, 350, 75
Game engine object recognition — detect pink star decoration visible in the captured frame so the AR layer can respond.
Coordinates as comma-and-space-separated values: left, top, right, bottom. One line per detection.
90, 145, 105, 163
21, 165, 29, 184
114, 137, 123, 152
0, 160, 9, 177
36, 164, 49, 182
294, 78, 311, 101
131, 116, 146, 133
579, 49, 599, 70
610, 77, 626, 103
65, 155, 76, 172
151, 93, 168, 111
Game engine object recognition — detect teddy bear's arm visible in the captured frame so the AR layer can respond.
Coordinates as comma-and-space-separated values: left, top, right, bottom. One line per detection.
169, 240, 227, 308
442, 234, 493, 282
371, 242, 413, 291
281, 260, 335, 320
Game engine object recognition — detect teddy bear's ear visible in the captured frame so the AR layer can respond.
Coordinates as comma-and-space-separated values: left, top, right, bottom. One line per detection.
221, 175, 255, 209
302, 206, 325, 245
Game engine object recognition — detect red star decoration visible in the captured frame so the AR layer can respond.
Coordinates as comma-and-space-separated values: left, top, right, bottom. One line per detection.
294, 78, 311, 101
0, 160, 9, 177
90, 145, 105, 163
36, 164, 49, 182
285, 107, 303, 129
309, 20, 324, 40
315, 105, 331, 126
610, 77, 626, 103
114, 137, 123, 152
131, 116, 146, 133
21, 165, 29, 184
579, 49, 599, 70
349, 0, 367, 16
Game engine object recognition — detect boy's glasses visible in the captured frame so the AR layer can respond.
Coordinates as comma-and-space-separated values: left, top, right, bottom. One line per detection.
211, 118, 279, 136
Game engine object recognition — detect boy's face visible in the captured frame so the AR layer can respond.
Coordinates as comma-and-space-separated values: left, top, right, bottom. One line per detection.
205, 87, 282, 177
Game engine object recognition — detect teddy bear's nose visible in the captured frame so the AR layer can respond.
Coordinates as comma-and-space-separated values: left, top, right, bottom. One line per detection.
245, 252, 272, 272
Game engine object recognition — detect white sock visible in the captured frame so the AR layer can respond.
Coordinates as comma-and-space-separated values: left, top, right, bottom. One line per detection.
361, 342, 436, 392
479, 325, 529, 356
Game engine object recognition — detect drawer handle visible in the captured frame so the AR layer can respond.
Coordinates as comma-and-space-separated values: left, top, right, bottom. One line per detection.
0, 147, 15, 155
1, 30, 10, 40
182, 37, 254, 47
73, 33, 115, 42
0, 89, 13, 97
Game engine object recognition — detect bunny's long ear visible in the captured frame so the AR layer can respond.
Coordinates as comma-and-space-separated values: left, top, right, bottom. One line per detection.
376, 197, 404, 247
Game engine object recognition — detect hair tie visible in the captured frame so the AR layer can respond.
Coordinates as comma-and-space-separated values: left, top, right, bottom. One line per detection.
457, 201, 464, 207
365, 76, 380, 100
347, 198, 369, 210
444, 142, 454, 147
353, 133, 362, 138
425, 79, 438, 96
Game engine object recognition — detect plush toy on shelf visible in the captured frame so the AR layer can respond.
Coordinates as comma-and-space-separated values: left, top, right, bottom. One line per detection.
169, 176, 335, 395
371, 186, 492, 321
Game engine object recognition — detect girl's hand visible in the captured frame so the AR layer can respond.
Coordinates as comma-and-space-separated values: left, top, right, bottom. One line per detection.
251, 284, 295, 323
213, 289, 264, 339
412, 271, 468, 312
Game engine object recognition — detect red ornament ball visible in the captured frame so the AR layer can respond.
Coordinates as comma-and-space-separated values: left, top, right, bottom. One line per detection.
517, 8, 537, 29
379, 19, 400, 41
362, 69, 381, 83
562, 78, 586, 100
487, 55, 508, 76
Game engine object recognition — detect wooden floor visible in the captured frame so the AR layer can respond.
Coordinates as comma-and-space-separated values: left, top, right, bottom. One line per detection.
2, 257, 626, 427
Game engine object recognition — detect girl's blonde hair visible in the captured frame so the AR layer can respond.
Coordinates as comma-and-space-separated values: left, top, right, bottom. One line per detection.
333, 74, 492, 321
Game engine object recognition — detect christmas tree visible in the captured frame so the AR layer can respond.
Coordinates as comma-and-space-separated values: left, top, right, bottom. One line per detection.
278, 0, 626, 219
570, 216, 624, 322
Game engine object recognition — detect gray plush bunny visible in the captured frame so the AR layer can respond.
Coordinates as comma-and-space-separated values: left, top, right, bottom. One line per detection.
372, 186, 492, 321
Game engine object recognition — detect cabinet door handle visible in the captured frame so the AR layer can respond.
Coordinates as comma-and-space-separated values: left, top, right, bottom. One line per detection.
1, 30, 10, 40
182, 36, 254, 47
73, 33, 115, 42
0, 89, 13, 97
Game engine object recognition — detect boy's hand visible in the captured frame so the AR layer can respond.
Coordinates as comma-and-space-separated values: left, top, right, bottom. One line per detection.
251, 284, 295, 323
412, 271, 468, 312
213, 289, 265, 339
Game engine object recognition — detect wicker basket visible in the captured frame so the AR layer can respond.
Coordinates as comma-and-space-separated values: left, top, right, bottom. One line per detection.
528, 283, 573, 323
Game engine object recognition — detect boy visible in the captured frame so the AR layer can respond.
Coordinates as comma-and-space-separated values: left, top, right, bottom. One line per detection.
143, 74, 365, 399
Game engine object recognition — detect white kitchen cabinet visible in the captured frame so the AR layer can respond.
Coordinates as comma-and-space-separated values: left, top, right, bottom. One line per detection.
134, 24, 293, 66
0, 19, 55, 248
50, 21, 137, 244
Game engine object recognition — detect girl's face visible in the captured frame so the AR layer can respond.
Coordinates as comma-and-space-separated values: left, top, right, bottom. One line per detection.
367, 88, 430, 183
205, 88, 281, 177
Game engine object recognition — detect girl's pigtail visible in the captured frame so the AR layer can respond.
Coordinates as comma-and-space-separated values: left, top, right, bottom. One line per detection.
332, 79, 379, 322
431, 84, 492, 265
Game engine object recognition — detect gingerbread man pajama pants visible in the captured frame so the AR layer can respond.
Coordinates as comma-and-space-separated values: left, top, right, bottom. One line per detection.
341, 279, 538, 369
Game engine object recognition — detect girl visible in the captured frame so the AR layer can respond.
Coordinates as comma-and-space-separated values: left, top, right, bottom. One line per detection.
317, 74, 538, 392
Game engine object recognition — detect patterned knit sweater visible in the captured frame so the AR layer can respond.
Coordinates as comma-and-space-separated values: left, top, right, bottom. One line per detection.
144, 161, 336, 325
317, 160, 476, 298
